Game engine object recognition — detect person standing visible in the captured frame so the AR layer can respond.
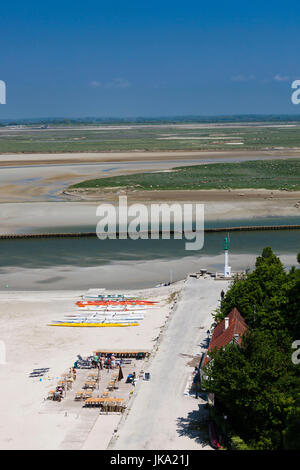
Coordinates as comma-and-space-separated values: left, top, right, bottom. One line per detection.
193, 368, 201, 399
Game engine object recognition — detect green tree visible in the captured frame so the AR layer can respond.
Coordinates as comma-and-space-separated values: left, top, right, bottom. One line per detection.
204, 248, 300, 449
216, 247, 292, 332
203, 329, 299, 449
282, 407, 300, 450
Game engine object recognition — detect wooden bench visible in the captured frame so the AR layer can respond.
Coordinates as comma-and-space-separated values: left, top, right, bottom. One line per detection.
83, 381, 96, 390
74, 391, 84, 401
84, 397, 124, 409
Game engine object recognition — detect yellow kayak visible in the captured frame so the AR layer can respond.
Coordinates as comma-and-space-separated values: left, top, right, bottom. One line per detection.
49, 322, 139, 327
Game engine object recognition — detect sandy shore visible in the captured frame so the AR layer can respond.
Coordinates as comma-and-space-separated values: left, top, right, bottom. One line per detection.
0, 150, 299, 203
0, 146, 298, 450
0, 253, 297, 292
63, 188, 300, 222
1, 148, 300, 166
0, 188, 299, 235
0, 150, 299, 228
0, 149, 299, 229
112, 277, 227, 450
0, 284, 182, 450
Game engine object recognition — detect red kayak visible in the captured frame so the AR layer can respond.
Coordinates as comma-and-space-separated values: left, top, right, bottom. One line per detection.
76, 300, 158, 307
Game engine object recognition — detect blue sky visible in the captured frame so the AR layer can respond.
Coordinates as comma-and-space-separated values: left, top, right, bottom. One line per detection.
1, 1, 300, 118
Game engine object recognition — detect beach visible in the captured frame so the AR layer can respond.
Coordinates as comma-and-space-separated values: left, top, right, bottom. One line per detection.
111, 277, 229, 450
0, 284, 182, 450
0, 148, 299, 449
0, 251, 297, 291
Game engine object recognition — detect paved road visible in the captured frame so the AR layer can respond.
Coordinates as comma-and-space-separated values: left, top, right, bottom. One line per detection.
110, 277, 229, 450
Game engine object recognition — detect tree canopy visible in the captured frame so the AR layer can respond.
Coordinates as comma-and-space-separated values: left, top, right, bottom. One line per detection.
203, 247, 300, 450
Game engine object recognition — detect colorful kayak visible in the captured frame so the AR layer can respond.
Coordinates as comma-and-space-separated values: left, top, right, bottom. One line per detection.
76, 305, 148, 312
77, 300, 157, 306
50, 322, 139, 327
83, 294, 133, 300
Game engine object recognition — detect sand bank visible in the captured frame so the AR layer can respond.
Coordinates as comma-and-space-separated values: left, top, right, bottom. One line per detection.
0, 253, 297, 292
0, 187, 299, 235
63, 188, 300, 222
1, 149, 300, 166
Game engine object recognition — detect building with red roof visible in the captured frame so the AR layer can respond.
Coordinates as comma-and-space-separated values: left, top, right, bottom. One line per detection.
202, 307, 248, 369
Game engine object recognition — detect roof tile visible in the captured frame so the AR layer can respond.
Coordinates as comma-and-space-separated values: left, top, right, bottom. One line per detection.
203, 308, 248, 367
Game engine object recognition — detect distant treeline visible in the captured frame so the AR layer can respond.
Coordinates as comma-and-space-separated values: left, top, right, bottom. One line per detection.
2, 114, 300, 126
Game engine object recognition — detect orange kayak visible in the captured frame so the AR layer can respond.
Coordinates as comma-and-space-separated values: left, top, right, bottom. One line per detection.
76, 300, 157, 307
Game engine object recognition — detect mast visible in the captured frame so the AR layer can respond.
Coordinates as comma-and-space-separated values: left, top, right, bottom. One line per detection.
223, 234, 231, 278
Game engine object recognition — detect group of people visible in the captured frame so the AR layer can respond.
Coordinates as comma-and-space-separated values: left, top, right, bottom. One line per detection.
52, 368, 77, 401
91, 354, 118, 370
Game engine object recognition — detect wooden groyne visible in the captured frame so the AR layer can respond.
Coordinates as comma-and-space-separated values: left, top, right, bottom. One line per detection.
205, 224, 300, 232
0, 225, 300, 239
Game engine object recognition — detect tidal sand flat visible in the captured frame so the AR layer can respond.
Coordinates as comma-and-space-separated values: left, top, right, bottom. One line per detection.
0, 191, 300, 235
1, 149, 300, 166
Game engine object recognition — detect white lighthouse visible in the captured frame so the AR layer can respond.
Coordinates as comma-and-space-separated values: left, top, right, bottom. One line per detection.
223, 235, 231, 278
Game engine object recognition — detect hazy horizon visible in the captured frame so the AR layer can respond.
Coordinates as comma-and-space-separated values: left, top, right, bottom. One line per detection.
2, 113, 300, 124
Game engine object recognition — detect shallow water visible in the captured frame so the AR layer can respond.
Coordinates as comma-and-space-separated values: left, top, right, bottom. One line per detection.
1, 223, 299, 269
0, 215, 299, 289
25, 215, 300, 234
